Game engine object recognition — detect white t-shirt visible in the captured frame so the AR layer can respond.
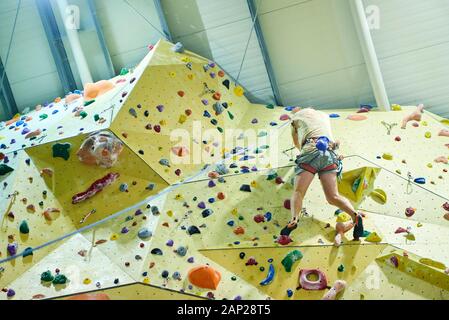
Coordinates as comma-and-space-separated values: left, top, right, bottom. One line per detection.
291, 108, 334, 152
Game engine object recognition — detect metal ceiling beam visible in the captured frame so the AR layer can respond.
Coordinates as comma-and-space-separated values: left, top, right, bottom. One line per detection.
247, 0, 283, 106
0, 56, 18, 117
35, 0, 77, 93
87, 0, 115, 77
153, 0, 173, 42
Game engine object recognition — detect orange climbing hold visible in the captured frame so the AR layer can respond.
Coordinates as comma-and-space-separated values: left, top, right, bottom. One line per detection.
84, 80, 115, 101
234, 226, 245, 235
188, 265, 222, 290
213, 92, 221, 101
171, 146, 189, 157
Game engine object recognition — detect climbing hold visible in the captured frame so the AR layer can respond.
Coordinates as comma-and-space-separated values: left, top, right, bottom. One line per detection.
280, 114, 290, 121
138, 228, 152, 240
222, 79, 230, 90
151, 248, 163, 255
77, 131, 124, 168
7, 243, 18, 256
213, 102, 224, 115
159, 159, 170, 167
6, 289, 15, 298
260, 264, 275, 286
253, 214, 265, 223
276, 235, 293, 246
370, 189, 387, 205
382, 153, 393, 160
281, 250, 303, 272
53, 274, 68, 285
425, 132, 432, 139
365, 232, 382, 243
405, 207, 416, 217
19, 220, 29, 234
202, 209, 213, 218
0, 164, 13, 176
338, 264, 345, 272
347, 114, 368, 121
246, 257, 258, 266
188, 265, 221, 290
233, 226, 245, 235
322, 280, 347, 300
414, 178, 426, 184
240, 184, 251, 192
41, 271, 54, 282
177, 246, 187, 257
52, 143, 71, 161
172, 42, 184, 53
23, 247, 33, 257
299, 269, 328, 290
187, 226, 201, 235
283, 199, 291, 210
72, 173, 119, 204
234, 86, 244, 97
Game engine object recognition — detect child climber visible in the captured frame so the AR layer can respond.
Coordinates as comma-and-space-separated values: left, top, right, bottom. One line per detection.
283, 107, 364, 246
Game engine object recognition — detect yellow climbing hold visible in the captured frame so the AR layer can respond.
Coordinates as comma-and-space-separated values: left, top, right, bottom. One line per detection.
425, 132, 432, 138
427, 163, 433, 168
169, 72, 176, 77
167, 210, 173, 217
159, 120, 167, 126
187, 74, 194, 80
336, 212, 352, 223
396, 170, 402, 175
250, 180, 257, 188
178, 114, 187, 124
83, 278, 92, 285
441, 119, 449, 126
231, 208, 238, 216
142, 277, 150, 284
419, 258, 446, 270
370, 189, 387, 205
391, 104, 402, 111
405, 233, 416, 241
417, 222, 423, 227
181, 57, 190, 63
234, 86, 244, 97
382, 153, 393, 160
421, 121, 428, 126
110, 234, 119, 241
175, 194, 183, 200
365, 232, 382, 243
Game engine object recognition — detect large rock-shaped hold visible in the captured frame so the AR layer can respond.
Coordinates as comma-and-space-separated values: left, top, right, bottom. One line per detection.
0, 164, 14, 176
281, 250, 303, 272
188, 265, 221, 290
83, 80, 115, 101
77, 131, 124, 168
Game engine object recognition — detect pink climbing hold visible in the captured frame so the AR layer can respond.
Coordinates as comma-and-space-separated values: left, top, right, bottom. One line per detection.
405, 207, 416, 218
245, 257, 258, 266
276, 235, 293, 246
395, 227, 408, 234
442, 202, 449, 212
280, 114, 290, 121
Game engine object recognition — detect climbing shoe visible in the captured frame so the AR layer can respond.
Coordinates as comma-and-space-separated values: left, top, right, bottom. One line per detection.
353, 213, 364, 241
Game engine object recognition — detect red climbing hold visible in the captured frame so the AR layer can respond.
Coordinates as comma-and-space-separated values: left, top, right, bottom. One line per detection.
275, 177, 284, 185
178, 91, 185, 97
245, 257, 258, 266
218, 70, 225, 77
217, 192, 225, 200
254, 214, 265, 223
284, 199, 291, 210
154, 125, 161, 133
234, 226, 245, 235
277, 235, 293, 246
175, 169, 182, 176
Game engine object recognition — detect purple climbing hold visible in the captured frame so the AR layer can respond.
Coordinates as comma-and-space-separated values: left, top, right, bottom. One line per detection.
6, 289, 15, 298
187, 257, 195, 263
251, 118, 258, 124
166, 239, 174, 247
7, 243, 18, 256
156, 105, 164, 112
121, 227, 129, 234
208, 180, 216, 188
198, 202, 206, 209
202, 99, 209, 106
135, 209, 143, 216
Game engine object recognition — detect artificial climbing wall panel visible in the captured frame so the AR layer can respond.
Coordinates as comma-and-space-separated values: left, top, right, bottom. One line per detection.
109, 40, 258, 185
2, 132, 169, 255
202, 244, 387, 300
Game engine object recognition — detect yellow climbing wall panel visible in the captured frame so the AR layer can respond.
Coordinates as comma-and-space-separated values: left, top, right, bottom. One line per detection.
201, 244, 387, 300
25, 132, 169, 232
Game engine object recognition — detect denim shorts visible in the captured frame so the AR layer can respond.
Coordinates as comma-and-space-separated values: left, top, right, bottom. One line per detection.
295, 149, 340, 177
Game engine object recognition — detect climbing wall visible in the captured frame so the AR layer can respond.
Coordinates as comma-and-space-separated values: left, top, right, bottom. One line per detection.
1, 39, 449, 300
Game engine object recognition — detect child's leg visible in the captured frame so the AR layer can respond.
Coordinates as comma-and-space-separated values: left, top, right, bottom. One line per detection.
289, 171, 315, 228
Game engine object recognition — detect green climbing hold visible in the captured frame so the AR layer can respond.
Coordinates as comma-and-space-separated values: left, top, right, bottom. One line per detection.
94, 114, 100, 122
267, 172, 278, 181
238, 216, 244, 221
52, 143, 71, 161
41, 271, 54, 282
281, 250, 303, 272
227, 111, 234, 120
84, 100, 95, 107
39, 114, 48, 120
217, 127, 224, 133
19, 220, 29, 234
23, 247, 33, 257
120, 68, 129, 76
266, 104, 275, 109
79, 111, 88, 119
338, 264, 345, 272
52, 274, 68, 285
0, 164, 14, 176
